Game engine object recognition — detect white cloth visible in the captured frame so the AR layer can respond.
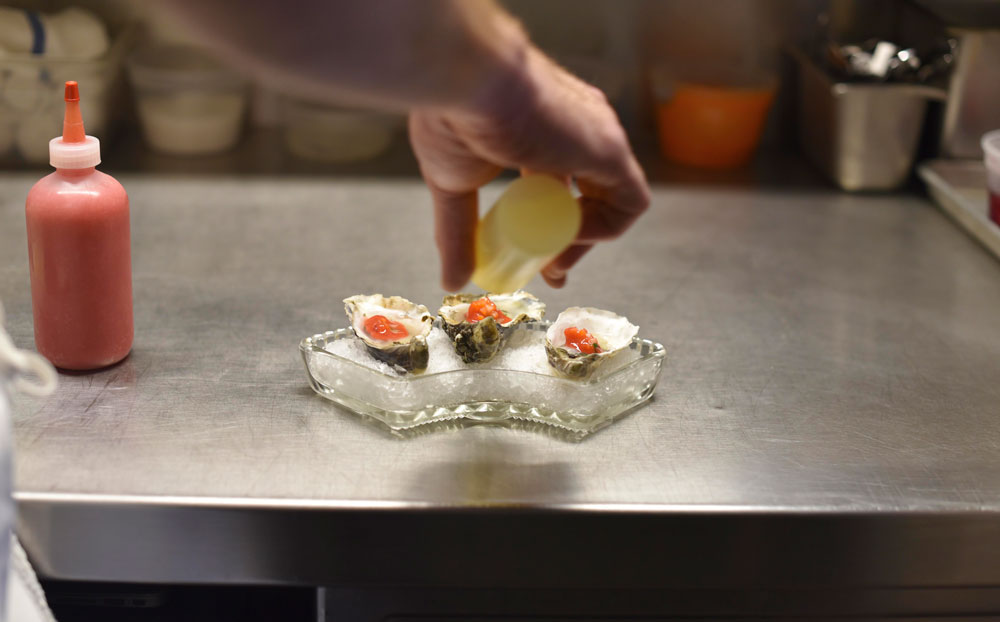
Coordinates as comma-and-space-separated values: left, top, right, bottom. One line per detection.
6, 537, 54, 622
0, 301, 57, 622
0, 379, 10, 618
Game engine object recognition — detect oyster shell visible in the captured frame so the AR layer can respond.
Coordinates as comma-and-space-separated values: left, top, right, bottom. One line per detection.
438, 291, 545, 363
344, 294, 433, 373
545, 307, 638, 380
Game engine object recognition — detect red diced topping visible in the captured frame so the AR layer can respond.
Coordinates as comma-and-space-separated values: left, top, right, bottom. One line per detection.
564, 327, 601, 354
466, 297, 511, 324
364, 315, 409, 341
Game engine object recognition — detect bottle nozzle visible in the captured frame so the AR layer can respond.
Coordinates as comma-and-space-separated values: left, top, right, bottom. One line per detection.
49, 80, 101, 168
62, 81, 86, 143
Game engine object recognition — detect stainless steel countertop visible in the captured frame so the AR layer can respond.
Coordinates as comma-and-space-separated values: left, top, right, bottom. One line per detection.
2, 174, 1000, 589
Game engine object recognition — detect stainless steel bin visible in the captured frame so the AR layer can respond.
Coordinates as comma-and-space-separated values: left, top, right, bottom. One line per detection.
792, 48, 946, 191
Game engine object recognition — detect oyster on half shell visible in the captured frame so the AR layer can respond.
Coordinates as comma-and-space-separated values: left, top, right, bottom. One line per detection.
438, 291, 545, 363
344, 294, 433, 373
545, 307, 638, 380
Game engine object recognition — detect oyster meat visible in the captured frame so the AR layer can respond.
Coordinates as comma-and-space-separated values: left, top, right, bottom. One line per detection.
344, 294, 434, 373
438, 291, 545, 363
545, 307, 638, 380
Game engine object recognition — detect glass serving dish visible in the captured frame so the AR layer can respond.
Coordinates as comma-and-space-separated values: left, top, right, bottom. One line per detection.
300, 322, 666, 439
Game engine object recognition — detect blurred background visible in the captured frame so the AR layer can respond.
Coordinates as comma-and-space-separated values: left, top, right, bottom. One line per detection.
1, 0, 998, 196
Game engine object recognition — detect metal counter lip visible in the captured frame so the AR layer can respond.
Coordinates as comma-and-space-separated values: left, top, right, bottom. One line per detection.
15, 492, 1000, 515
18, 495, 1000, 588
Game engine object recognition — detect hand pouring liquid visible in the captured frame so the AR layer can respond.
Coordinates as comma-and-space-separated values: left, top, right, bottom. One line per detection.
471, 175, 581, 293
25, 81, 133, 370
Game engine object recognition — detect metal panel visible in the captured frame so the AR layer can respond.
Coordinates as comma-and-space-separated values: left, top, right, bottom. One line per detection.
1, 176, 1000, 586
940, 30, 1000, 158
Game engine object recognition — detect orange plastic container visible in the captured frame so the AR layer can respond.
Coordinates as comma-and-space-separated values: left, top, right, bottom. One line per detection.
655, 82, 776, 169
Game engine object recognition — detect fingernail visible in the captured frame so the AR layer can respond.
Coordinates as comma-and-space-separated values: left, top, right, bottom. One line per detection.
543, 270, 566, 289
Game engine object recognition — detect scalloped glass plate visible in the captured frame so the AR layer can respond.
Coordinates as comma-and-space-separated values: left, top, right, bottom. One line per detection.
300, 322, 665, 438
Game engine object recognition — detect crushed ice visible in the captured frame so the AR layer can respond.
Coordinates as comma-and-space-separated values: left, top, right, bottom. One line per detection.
326, 327, 554, 376
324, 326, 638, 380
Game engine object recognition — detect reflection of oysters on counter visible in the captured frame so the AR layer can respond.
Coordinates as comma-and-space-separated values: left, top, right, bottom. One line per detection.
344, 294, 433, 373
545, 307, 638, 380
438, 291, 546, 363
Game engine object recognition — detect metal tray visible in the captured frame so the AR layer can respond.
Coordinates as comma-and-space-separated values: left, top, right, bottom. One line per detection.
918, 158, 1000, 260
300, 322, 665, 439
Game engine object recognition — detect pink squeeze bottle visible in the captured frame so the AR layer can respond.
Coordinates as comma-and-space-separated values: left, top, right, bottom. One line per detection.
25, 81, 133, 370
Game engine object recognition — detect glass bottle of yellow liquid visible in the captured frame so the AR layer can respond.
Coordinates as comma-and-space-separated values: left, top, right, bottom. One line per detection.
471, 175, 581, 293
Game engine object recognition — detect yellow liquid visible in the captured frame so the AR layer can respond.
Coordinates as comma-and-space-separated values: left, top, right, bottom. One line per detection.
471, 175, 582, 293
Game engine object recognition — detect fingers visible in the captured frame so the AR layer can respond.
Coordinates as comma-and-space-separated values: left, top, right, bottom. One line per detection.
519, 168, 571, 188
410, 112, 502, 194
410, 111, 502, 291
573, 160, 650, 243
410, 54, 652, 292
509, 61, 650, 248
542, 243, 593, 288
428, 184, 479, 291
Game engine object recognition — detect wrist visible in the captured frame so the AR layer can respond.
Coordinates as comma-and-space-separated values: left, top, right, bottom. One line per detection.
456, 11, 539, 121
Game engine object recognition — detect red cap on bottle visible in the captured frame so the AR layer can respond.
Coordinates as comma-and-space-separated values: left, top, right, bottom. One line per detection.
50, 81, 100, 168
62, 81, 86, 143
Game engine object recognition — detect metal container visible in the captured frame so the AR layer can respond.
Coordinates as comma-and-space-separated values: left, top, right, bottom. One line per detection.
792, 47, 945, 191
939, 29, 1000, 158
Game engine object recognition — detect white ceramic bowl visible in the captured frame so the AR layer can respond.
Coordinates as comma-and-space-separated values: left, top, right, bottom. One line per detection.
127, 44, 248, 155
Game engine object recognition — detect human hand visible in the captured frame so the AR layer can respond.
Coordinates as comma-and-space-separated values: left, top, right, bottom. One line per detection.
409, 47, 649, 291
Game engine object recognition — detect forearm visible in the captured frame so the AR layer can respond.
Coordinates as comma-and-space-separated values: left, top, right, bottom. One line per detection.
161, 0, 530, 112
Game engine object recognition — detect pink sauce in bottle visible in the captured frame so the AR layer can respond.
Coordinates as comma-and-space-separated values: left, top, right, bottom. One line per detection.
25, 81, 132, 370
